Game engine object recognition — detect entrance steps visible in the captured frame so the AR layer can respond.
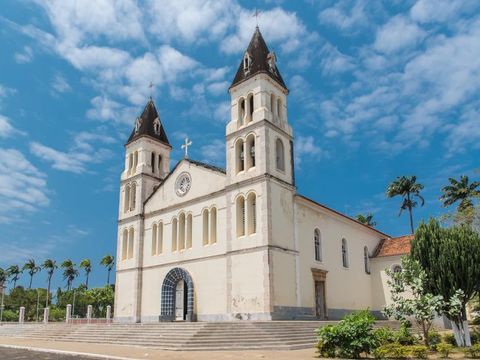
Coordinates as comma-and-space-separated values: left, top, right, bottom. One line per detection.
0, 320, 401, 351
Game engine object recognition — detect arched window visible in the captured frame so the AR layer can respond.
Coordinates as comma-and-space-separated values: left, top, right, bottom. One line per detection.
122, 229, 128, 260
238, 98, 245, 126
392, 265, 402, 285
171, 218, 178, 252
158, 155, 162, 174
342, 238, 349, 268
364, 246, 370, 274
133, 151, 138, 174
243, 53, 251, 72
247, 193, 257, 235
128, 153, 133, 173
276, 139, 285, 171
277, 98, 282, 121
186, 214, 193, 249
124, 185, 131, 213
151, 152, 156, 173
152, 223, 157, 256
178, 213, 186, 251
130, 182, 136, 210
128, 228, 134, 259
153, 119, 160, 135
270, 94, 275, 118
135, 118, 142, 132
235, 139, 245, 173
157, 222, 163, 254
236, 196, 246, 237
210, 207, 217, 244
202, 209, 209, 246
246, 134, 255, 169
247, 94, 254, 123
314, 229, 322, 262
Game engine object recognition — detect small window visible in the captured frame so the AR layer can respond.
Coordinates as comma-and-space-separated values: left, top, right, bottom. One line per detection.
135, 118, 142, 133
210, 207, 217, 244
186, 214, 193, 249
158, 155, 162, 174
342, 238, 349, 268
392, 265, 402, 285
243, 53, 251, 72
236, 196, 246, 237
151, 152, 156, 173
152, 223, 157, 256
314, 229, 322, 262
236, 140, 245, 173
247, 94, 254, 122
130, 182, 136, 210
277, 99, 282, 121
153, 119, 160, 135
124, 185, 131, 213
171, 218, 178, 252
178, 213, 186, 250
246, 134, 255, 170
276, 139, 285, 171
157, 222, 163, 254
128, 228, 134, 259
364, 246, 370, 274
122, 229, 128, 260
202, 209, 209, 246
238, 98, 245, 126
247, 193, 257, 235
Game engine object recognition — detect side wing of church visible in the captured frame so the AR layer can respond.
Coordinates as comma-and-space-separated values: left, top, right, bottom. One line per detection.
114, 28, 410, 323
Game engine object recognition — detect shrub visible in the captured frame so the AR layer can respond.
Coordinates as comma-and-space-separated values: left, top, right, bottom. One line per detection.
437, 342, 454, 358
397, 324, 418, 345
471, 327, 480, 345
443, 333, 457, 346
374, 327, 397, 346
373, 343, 409, 359
463, 343, 480, 358
48, 307, 66, 321
409, 345, 429, 359
316, 310, 377, 358
427, 330, 442, 350
1, 309, 18, 322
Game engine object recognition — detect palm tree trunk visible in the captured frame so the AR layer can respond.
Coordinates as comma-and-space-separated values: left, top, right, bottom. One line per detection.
29, 275, 33, 289
46, 275, 52, 308
107, 269, 110, 285
407, 192, 414, 234
85, 273, 89, 289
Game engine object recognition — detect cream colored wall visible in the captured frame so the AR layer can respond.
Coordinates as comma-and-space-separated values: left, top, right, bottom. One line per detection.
114, 270, 136, 320
370, 255, 403, 310
294, 198, 384, 316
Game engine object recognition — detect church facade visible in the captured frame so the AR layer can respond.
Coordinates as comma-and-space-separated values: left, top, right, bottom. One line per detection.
114, 28, 409, 323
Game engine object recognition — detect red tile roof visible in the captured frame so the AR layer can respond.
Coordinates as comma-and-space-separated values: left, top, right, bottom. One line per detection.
373, 235, 413, 258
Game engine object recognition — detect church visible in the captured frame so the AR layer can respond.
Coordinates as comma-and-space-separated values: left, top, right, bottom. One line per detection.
114, 27, 410, 323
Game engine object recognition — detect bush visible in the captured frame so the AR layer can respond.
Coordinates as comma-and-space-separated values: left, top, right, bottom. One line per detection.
437, 342, 454, 358
1, 309, 18, 322
373, 343, 410, 359
427, 330, 442, 350
464, 343, 480, 358
409, 345, 429, 359
374, 327, 397, 346
316, 310, 377, 358
443, 333, 457, 346
48, 307, 65, 321
471, 327, 480, 345
396, 324, 418, 345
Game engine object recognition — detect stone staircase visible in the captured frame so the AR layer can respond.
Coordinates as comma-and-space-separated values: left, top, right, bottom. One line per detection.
0, 321, 401, 351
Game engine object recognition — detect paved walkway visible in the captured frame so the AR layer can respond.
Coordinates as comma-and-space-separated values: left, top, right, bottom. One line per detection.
0, 337, 318, 360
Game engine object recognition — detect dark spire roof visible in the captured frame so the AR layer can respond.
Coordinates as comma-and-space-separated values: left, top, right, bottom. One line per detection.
230, 27, 288, 91
126, 98, 170, 146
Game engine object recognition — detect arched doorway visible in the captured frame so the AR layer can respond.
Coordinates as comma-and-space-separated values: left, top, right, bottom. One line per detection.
160, 268, 195, 322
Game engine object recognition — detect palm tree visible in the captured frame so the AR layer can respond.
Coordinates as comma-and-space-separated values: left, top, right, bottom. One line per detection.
23, 259, 41, 289
0, 267, 7, 288
386, 175, 425, 234
42, 259, 57, 307
79, 259, 92, 289
440, 175, 480, 213
61, 259, 78, 291
100, 255, 115, 285
355, 213, 376, 227
6, 265, 22, 289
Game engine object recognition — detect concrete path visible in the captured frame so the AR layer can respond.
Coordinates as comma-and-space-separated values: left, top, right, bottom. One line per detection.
0, 337, 318, 360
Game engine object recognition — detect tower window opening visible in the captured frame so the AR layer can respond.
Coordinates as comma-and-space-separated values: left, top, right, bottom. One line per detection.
236, 140, 245, 173
246, 134, 256, 170
135, 118, 142, 133
236, 196, 246, 237
247, 193, 257, 235
247, 94, 254, 123
158, 155, 162, 174
238, 98, 245, 126
243, 53, 251, 73
153, 119, 160, 135
151, 152, 156, 173
276, 139, 285, 171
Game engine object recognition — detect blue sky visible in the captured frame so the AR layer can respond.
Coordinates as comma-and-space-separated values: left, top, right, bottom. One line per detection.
0, 0, 479, 290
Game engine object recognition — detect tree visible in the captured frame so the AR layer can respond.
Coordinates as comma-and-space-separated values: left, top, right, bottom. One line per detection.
79, 259, 92, 289
411, 219, 480, 346
386, 176, 425, 234
6, 265, 22, 289
22, 259, 41, 289
440, 175, 480, 212
60, 259, 78, 291
100, 255, 115, 285
0, 267, 7, 292
355, 213, 376, 227
42, 259, 57, 307
383, 257, 462, 347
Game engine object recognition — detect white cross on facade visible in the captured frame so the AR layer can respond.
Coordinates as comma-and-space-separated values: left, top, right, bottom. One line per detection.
181, 137, 192, 159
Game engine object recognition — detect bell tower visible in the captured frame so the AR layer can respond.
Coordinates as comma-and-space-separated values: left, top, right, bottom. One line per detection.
116, 98, 171, 322
226, 26, 294, 186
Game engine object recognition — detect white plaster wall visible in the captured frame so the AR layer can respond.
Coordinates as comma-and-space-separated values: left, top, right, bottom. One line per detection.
370, 255, 403, 311
294, 198, 384, 314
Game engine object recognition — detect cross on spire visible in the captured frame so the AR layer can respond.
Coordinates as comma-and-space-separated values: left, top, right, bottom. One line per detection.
253, 8, 261, 26
181, 137, 192, 159
148, 82, 154, 98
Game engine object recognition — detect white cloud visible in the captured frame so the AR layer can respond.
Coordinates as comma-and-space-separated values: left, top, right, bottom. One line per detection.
374, 15, 426, 54
14, 46, 34, 63
410, 0, 479, 24
30, 131, 115, 173
0, 115, 24, 138
320, 44, 356, 75
0, 148, 49, 224
86, 96, 137, 125
295, 136, 327, 165
51, 73, 71, 93
318, 0, 369, 30
200, 139, 225, 164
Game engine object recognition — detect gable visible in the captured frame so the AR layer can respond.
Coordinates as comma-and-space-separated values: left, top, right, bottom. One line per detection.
144, 159, 226, 214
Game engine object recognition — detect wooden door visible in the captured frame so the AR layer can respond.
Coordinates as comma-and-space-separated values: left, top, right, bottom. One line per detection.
315, 281, 326, 319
